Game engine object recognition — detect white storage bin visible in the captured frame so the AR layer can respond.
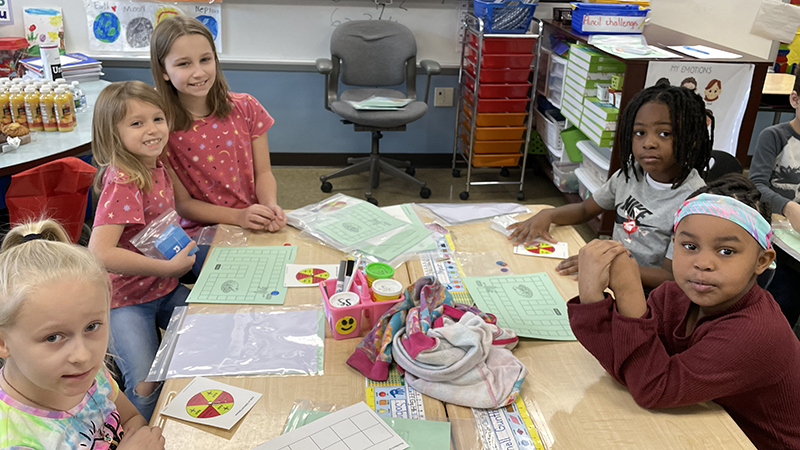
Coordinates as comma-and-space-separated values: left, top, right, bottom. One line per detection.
575, 166, 604, 200
553, 161, 580, 193
536, 108, 566, 155
576, 140, 611, 181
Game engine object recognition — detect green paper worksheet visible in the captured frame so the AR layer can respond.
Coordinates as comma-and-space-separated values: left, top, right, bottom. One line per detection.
464, 273, 576, 340
315, 202, 407, 247
187, 246, 297, 305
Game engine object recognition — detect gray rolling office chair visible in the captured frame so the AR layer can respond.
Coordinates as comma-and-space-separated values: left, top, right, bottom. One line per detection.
316, 20, 441, 205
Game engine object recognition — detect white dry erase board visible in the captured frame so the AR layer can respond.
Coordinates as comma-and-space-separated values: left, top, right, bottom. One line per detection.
0, 0, 464, 66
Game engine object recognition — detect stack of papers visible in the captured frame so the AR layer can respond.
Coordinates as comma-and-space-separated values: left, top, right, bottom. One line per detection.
20, 52, 103, 82
347, 96, 413, 110
666, 45, 742, 59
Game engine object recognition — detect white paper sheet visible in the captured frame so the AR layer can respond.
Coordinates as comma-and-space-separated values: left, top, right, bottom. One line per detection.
513, 241, 569, 259
666, 45, 741, 59
167, 310, 324, 379
751, 0, 800, 43
253, 402, 408, 450
160, 377, 261, 430
420, 203, 529, 225
284, 264, 341, 288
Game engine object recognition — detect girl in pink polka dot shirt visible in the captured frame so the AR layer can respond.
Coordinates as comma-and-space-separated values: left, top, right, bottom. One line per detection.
150, 16, 286, 252
88, 81, 196, 421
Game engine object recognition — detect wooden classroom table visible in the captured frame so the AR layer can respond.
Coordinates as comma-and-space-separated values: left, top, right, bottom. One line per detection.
150, 224, 447, 449
407, 205, 755, 450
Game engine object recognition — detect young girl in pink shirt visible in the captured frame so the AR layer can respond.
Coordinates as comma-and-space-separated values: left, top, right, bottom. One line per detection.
149, 16, 285, 275
88, 81, 196, 421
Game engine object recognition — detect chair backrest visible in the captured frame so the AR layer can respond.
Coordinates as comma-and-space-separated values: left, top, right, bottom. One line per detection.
331, 20, 416, 87
5, 157, 96, 243
704, 150, 743, 182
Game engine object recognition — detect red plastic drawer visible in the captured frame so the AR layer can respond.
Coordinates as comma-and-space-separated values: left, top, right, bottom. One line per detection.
464, 74, 531, 99
466, 46, 534, 69
468, 34, 537, 54
463, 88, 528, 113
465, 63, 530, 84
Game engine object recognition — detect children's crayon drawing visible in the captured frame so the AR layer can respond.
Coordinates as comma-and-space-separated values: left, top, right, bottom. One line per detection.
23, 7, 65, 56
82, 0, 221, 52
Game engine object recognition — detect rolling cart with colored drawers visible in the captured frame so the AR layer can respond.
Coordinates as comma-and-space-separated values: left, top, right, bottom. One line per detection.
451, 12, 542, 201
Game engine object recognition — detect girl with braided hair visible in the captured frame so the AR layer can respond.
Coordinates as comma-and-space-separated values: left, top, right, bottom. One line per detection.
508, 80, 712, 290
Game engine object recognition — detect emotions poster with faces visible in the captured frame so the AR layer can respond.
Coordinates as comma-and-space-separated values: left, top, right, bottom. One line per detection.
644, 61, 755, 157
82, 0, 221, 53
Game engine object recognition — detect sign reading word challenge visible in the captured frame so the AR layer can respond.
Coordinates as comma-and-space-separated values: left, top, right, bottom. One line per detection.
581, 14, 646, 33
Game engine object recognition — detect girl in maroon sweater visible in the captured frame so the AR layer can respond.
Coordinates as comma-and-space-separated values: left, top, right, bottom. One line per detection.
569, 190, 800, 449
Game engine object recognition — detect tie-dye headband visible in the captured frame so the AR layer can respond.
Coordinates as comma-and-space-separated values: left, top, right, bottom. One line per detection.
674, 193, 772, 249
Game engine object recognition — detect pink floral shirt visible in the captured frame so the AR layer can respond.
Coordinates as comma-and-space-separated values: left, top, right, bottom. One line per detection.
93, 162, 179, 309
165, 93, 274, 235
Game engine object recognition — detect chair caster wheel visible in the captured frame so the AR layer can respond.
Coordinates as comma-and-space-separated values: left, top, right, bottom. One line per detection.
500, 167, 510, 177
452, 169, 461, 178
459, 191, 469, 201
405, 166, 416, 176
420, 187, 431, 199
321, 181, 333, 193
367, 197, 379, 206
517, 191, 525, 201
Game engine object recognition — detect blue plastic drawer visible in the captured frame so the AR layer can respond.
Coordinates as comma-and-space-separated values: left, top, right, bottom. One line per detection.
473, 0, 537, 34
571, 3, 649, 35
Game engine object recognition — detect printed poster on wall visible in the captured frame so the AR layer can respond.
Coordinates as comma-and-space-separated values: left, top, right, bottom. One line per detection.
644, 62, 755, 157
82, 0, 221, 53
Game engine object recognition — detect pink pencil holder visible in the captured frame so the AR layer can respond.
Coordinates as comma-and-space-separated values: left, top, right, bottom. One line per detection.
319, 269, 405, 340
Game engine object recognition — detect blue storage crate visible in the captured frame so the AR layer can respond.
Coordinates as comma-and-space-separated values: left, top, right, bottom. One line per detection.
571, 3, 649, 35
473, 0, 537, 34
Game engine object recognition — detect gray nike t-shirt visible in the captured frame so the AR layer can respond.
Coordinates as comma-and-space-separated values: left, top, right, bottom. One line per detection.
592, 166, 706, 267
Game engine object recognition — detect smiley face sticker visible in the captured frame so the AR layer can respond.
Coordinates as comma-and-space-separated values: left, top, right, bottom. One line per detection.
335, 316, 357, 335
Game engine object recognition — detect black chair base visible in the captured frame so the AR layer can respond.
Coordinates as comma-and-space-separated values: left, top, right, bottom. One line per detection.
319, 130, 429, 204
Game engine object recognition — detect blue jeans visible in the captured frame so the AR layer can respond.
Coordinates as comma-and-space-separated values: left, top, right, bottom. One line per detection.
192, 244, 210, 277
109, 284, 191, 421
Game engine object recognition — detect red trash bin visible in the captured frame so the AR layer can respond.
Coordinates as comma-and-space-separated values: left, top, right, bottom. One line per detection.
5, 157, 97, 243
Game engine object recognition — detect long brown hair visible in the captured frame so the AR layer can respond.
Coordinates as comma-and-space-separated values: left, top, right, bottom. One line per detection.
149, 15, 231, 132
92, 81, 168, 194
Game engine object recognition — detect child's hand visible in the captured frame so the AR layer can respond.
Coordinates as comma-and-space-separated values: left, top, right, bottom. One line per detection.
506, 211, 556, 245
577, 240, 628, 303
556, 255, 579, 276
237, 204, 277, 230
265, 204, 287, 232
117, 426, 165, 450
164, 241, 196, 278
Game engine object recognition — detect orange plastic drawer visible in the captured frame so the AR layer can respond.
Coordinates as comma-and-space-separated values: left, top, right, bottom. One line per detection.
466, 46, 535, 69
464, 74, 531, 99
466, 63, 530, 83
461, 133, 524, 154
462, 104, 528, 127
468, 34, 537, 54
463, 89, 528, 113
460, 119, 526, 141
472, 153, 523, 167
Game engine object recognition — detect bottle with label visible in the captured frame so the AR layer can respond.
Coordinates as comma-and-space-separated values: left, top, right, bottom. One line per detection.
39, 87, 58, 132
0, 87, 11, 125
54, 87, 74, 132
9, 87, 28, 128
24, 87, 44, 132
71, 81, 88, 112
40, 42, 63, 82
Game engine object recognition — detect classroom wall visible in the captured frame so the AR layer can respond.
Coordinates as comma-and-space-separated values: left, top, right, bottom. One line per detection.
102, 66, 461, 156
648, 0, 775, 59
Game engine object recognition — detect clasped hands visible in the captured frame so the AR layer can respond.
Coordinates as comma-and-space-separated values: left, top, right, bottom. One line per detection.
237, 204, 287, 232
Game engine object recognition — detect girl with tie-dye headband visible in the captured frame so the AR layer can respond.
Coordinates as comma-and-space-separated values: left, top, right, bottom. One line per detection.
567, 177, 800, 449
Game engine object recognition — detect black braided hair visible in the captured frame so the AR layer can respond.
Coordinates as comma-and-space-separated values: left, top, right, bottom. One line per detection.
688, 173, 772, 224
617, 81, 713, 188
